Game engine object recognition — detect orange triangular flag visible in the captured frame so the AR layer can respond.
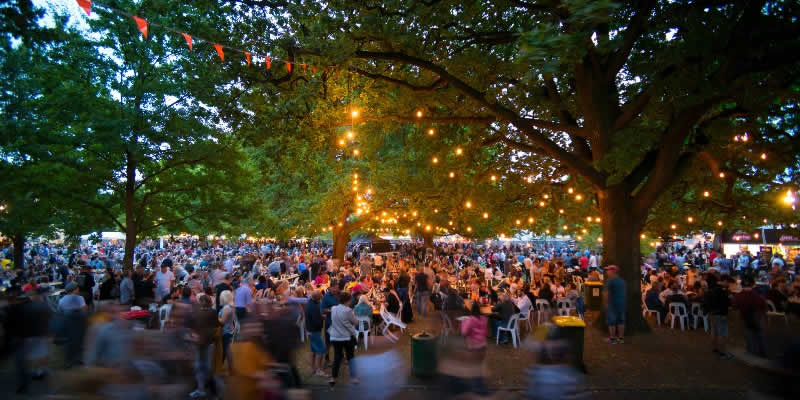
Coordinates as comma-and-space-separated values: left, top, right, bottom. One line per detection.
214, 44, 224, 61
265, 57, 271, 69
286, 62, 292, 73
133, 16, 148, 38
76, 0, 91, 16
245, 52, 251, 66
302, 63, 307, 71
181, 33, 192, 51
312, 66, 317, 74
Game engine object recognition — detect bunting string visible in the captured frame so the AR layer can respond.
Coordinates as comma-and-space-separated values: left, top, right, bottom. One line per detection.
73, 0, 331, 75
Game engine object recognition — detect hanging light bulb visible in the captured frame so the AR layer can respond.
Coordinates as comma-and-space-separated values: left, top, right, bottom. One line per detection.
717, 220, 723, 226
353, 173, 359, 179
539, 201, 545, 207
412, 211, 417, 216
581, 228, 588, 234
641, 233, 646, 239
562, 224, 568, 230
670, 224, 677, 230
425, 225, 431, 231
428, 128, 435, 136
586, 216, 592, 222
595, 217, 601, 223
338, 139, 346, 146
351, 110, 359, 118
528, 217, 534, 223
483, 212, 489, 219
490, 175, 497, 181
760, 153, 767, 160
575, 194, 583, 201
465, 201, 472, 209
687, 216, 694, 223
353, 149, 360, 156
466, 226, 472, 232
568, 187, 574, 194
545, 229, 550, 234
449, 171, 455, 178
526, 176, 533, 183
703, 191, 710, 197
455, 147, 463, 155
543, 194, 549, 199
597, 237, 603, 242
434, 208, 439, 213
448, 221, 453, 226
719, 172, 726, 178
432, 157, 438, 164
516, 219, 521, 225
558, 209, 564, 214
346, 131, 354, 139
416, 110, 423, 118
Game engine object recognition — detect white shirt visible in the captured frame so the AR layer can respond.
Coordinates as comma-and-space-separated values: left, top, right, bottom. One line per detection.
516, 295, 532, 315
589, 255, 598, 268
155, 270, 174, 293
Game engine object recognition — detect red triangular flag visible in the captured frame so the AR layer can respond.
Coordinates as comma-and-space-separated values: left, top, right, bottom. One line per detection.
133, 16, 148, 38
265, 57, 271, 69
76, 0, 91, 16
181, 33, 192, 51
214, 44, 224, 61
312, 66, 317, 74
245, 52, 251, 66
286, 62, 292, 73
302, 63, 307, 71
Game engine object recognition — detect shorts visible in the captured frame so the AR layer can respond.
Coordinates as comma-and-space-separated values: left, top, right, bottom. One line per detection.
710, 315, 729, 337
606, 307, 625, 326
309, 331, 326, 355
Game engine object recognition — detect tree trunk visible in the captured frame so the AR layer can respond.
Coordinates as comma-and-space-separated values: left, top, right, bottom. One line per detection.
332, 229, 350, 264
421, 231, 434, 248
122, 151, 137, 271
597, 187, 649, 334
12, 232, 25, 269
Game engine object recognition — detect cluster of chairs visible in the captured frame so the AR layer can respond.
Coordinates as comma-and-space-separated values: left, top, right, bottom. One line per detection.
493, 297, 581, 349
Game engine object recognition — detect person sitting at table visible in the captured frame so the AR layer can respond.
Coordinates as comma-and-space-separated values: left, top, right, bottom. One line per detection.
515, 286, 533, 317
354, 295, 373, 320
766, 279, 789, 312
645, 282, 666, 323
490, 293, 519, 345
314, 270, 330, 286
538, 281, 555, 305
664, 282, 689, 308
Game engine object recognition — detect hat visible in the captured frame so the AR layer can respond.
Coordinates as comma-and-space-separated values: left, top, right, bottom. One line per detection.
65, 282, 78, 292
605, 265, 618, 272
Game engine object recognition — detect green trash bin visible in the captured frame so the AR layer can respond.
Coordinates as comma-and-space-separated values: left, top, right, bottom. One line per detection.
552, 315, 586, 372
411, 331, 438, 377
584, 281, 603, 311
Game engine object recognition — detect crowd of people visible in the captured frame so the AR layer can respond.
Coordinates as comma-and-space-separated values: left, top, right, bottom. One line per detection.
1, 236, 798, 398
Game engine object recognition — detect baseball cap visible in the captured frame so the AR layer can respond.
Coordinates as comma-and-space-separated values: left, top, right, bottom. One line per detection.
605, 265, 618, 271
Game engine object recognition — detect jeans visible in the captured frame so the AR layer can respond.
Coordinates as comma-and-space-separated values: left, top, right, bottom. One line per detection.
331, 339, 356, 379
397, 287, 409, 304
744, 328, 767, 358
415, 291, 430, 317
221, 333, 234, 366
194, 344, 212, 390
235, 307, 247, 321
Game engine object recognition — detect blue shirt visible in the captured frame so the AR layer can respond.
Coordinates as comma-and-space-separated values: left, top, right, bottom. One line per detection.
234, 285, 252, 308
605, 276, 626, 311
321, 292, 339, 326
298, 262, 307, 273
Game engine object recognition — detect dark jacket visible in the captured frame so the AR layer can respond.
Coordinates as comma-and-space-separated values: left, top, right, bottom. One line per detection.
703, 284, 731, 316
305, 298, 324, 332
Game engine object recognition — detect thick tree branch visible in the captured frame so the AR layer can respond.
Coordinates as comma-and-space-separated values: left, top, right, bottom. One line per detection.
349, 67, 446, 91
607, 0, 657, 81
354, 50, 605, 186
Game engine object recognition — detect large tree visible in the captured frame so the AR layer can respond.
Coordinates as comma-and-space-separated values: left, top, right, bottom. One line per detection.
231, 0, 800, 330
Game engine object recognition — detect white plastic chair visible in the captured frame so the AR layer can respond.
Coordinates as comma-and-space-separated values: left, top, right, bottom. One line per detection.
158, 304, 172, 331
556, 299, 573, 316
518, 307, 532, 331
379, 304, 406, 342
496, 314, 521, 348
766, 300, 788, 326
667, 302, 688, 331
642, 303, 661, 327
690, 303, 709, 332
535, 299, 551, 324
356, 316, 371, 350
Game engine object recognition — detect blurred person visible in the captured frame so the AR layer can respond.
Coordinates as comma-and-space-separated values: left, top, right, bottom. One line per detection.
86, 303, 133, 367
57, 282, 89, 368
703, 274, 733, 359
218, 290, 238, 370
120, 270, 135, 305
154, 263, 175, 303
603, 265, 626, 344
491, 292, 519, 345
321, 284, 340, 366
187, 294, 220, 398
414, 267, 431, 317
305, 290, 328, 377
328, 291, 358, 387
234, 278, 252, 320
6, 287, 51, 393
733, 276, 768, 358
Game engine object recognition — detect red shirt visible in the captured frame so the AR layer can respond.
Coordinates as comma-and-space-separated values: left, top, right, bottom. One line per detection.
709, 251, 718, 264
22, 283, 38, 292
579, 256, 589, 270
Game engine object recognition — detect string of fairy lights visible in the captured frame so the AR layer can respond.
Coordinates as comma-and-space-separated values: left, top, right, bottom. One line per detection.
321, 108, 797, 243
69, 1, 796, 242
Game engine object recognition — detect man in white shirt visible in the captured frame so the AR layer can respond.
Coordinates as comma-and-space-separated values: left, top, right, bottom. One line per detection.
589, 253, 598, 269
223, 257, 234, 274
154, 264, 175, 302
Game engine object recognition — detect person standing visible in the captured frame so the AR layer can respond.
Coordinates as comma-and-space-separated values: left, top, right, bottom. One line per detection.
305, 290, 328, 377
119, 270, 135, 305
603, 265, 626, 344
414, 268, 431, 318
327, 291, 358, 387
154, 264, 175, 303
233, 278, 252, 321
187, 295, 220, 398
321, 284, 340, 367
703, 274, 733, 359
733, 276, 768, 358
